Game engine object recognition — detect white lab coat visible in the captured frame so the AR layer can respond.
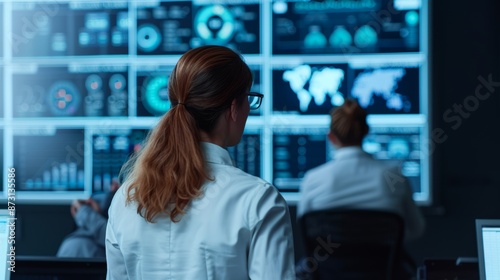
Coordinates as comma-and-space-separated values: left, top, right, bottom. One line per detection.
297, 146, 425, 241
106, 142, 295, 280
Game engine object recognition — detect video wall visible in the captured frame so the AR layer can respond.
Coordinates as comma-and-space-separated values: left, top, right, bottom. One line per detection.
0, 0, 430, 204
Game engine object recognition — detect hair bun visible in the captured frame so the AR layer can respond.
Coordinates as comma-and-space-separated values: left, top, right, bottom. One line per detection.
330, 99, 369, 146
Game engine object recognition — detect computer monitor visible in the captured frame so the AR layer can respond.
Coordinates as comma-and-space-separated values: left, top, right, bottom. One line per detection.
476, 219, 500, 280
13, 128, 85, 192
0, 209, 13, 280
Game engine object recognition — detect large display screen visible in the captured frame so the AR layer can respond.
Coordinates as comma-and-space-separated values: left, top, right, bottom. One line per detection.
0, 0, 430, 204
363, 126, 423, 194
272, 127, 331, 191
13, 65, 128, 117
272, 0, 420, 54
227, 129, 262, 177
91, 128, 149, 192
13, 128, 85, 191
136, 1, 260, 55
11, 2, 129, 57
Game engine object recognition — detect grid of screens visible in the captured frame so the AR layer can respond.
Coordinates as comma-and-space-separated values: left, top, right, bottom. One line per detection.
0, 0, 430, 204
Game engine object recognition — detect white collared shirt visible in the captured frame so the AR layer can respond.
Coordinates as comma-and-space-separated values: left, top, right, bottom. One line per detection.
106, 142, 295, 280
297, 146, 425, 241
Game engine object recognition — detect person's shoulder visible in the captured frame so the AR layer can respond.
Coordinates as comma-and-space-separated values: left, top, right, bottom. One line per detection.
210, 166, 286, 217
243, 180, 288, 227
220, 164, 269, 186
303, 160, 336, 180
108, 182, 128, 209
238, 169, 280, 199
233, 168, 284, 200
207, 164, 276, 199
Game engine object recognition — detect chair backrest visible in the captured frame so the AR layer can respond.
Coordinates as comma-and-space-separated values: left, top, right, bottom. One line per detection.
299, 209, 404, 280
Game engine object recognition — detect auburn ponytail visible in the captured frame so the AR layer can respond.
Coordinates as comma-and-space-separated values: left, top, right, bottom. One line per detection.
126, 104, 209, 222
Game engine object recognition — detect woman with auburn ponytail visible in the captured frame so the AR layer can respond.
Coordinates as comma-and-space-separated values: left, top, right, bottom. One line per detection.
105, 46, 295, 279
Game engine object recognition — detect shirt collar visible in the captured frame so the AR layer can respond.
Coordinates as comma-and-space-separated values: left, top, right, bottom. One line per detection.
334, 146, 370, 160
201, 142, 235, 166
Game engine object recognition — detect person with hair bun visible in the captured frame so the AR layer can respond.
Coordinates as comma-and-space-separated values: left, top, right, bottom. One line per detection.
106, 46, 295, 279
297, 99, 424, 239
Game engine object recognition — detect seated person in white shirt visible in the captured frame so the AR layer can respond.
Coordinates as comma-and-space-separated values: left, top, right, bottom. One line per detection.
105, 45, 295, 279
296, 99, 425, 278
57, 178, 120, 258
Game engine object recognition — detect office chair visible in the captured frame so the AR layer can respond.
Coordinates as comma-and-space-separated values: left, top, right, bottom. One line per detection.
298, 209, 405, 280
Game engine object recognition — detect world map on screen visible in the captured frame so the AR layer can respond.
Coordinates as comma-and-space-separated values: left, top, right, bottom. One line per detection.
283, 65, 345, 112
351, 68, 410, 112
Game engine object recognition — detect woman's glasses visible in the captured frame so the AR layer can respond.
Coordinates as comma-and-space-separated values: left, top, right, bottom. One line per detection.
248, 92, 264, 110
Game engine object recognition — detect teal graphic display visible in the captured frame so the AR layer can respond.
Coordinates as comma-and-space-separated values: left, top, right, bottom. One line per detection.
142, 76, 170, 115
195, 5, 235, 45
47, 81, 81, 116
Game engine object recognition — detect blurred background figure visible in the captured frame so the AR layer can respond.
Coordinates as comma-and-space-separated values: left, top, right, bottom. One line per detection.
296, 99, 425, 279
56, 178, 121, 258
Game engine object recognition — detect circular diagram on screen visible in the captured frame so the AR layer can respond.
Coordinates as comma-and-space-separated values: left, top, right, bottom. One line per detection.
85, 74, 103, 92
109, 74, 127, 92
142, 76, 171, 115
137, 24, 162, 52
194, 5, 235, 45
47, 81, 81, 116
